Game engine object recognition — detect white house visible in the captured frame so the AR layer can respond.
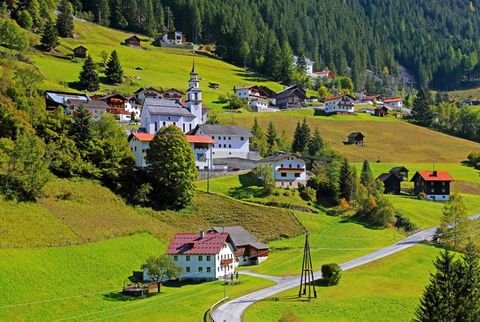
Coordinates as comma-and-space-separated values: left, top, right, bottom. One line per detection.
128, 133, 214, 170
323, 94, 356, 114
162, 31, 185, 45
250, 96, 270, 112
233, 85, 273, 111
311, 70, 335, 79
140, 64, 206, 134
134, 87, 163, 102
125, 96, 142, 120
189, 124, 252, 159
258, 152, 307, 188
383, 97, 403, 110
166, 232, 237, 281
293, 56, 314, 75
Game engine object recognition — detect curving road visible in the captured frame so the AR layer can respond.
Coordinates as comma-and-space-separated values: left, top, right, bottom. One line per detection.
212, 214, 480, 322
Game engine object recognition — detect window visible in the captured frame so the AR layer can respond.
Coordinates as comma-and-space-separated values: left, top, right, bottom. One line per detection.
295, 173, 300, 178
290, 182, 293, 186
280, 164, 283, 168
229, 144, 231, 148
186, 255, 190, 261
431, 189, 434, 193
297, 164, 300, 168
223, 137, 226, 140
206, 255, 211, 261
199, 255, 203, 261
211, 136, 215, 140
186, 267, 190, 272
218, 136, 221, 140
442, 182, 446, 186
281, 172, 287, 177
228, 137, 231, 140
207, 267, 211, 273
168, 117, 171, 120
134, 146, 137, 152
224, 144, 226, 148
240, 137, 244, 141
163, 121, 166, 126
289, 164, 292, 168
173, 255, 178, 261
198, 267, 203, 272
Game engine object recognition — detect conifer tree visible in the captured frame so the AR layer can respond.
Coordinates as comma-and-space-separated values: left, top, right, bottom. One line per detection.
308, 127, 323, 156
250, 117, 264, 151
146, 125, 197, 210
105, 50, 123, 84
164, 6, 175, 32
291, 118, 310, 154
56, 0, 74, 38
27, 0, 42, 31
339, 157, 357, 201
291, 121, 302, 153
412, 89, 434, 127
40, 19, 59, 51
456, 241, 480, 321
360, 160, 374, 188
265, 121, 278, 155
96, 0, 110, 26
70, 104, 93, 153
79, 55, 100, 91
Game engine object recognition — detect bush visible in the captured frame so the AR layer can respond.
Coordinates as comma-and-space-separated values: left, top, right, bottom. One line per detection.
395, 212, 418, 232
321, 263, 342, 286
300, 187, 316, 202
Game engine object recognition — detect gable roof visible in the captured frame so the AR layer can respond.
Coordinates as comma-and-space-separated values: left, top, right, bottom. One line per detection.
185, 135, 215, 144
167, 232, 233, 255
143, 98, 194, 117
411, 171, 453, 182
377, 172, 402, 182
389, 166, 409, 175
125, 35, 141, 42
384, 97, 402, 103
325, 94, 356, 102
73, 45, 87, 51
45, 91, 89, 106
134, 87, 162, 95
259, 152, 305, 163
211, 226, 269, 250
348, 132, 364, 139
67, 99, 109, 110
276, 85, 306, 99
191, 124, 252, 137
102, 93, 127, 101
128, 133, 154, 142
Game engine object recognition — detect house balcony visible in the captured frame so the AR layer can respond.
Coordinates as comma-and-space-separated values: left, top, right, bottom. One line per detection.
221, 258, 234, 265
277, 168, 305, 173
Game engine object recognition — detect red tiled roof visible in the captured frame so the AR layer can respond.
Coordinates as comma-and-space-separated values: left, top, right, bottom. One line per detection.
167, 232, 230, 255
130, 133, 154, 142
324, 94, 345, 101
384, 97, 402, 103
416, 171, 453, 182
185, 135, 215, 144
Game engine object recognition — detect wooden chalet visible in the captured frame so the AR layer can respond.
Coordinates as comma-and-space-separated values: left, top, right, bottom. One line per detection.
101, 93, 127, 107
163, 88, 184, 100
389, 166, 409, 181
377, 172, 402, 194
73, 46, 87, 58
44, 90, 89, 111
374, 106, 388, 117
276, 85, 307, 109
125, 35, 141, 47
411, 171, 453, 201
346, 132, 364, 146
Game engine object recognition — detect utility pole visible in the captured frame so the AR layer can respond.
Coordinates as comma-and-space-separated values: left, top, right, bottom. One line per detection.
298, 232, 317, 300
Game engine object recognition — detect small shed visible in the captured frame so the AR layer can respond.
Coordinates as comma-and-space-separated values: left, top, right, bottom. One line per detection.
374, 106, 388, 117
125, 35, 141, 47
347, 132, 364, 146
377, 172, 402, 194
389, 166, 409, 181
73, 46, 87, 58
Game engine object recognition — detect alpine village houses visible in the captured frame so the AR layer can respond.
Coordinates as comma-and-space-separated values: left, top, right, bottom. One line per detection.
411, 170, 453, 201
377, 166, 409, 195
258, 152, 307, 188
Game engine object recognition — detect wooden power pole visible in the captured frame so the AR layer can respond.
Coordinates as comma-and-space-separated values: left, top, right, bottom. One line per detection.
298, 232, 317, 300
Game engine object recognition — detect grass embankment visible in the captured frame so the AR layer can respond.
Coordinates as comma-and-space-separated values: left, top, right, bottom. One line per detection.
27, 19, 283, 111
218, 109, 480, 163
244, 244, 440, 322
0, 233, 274, 321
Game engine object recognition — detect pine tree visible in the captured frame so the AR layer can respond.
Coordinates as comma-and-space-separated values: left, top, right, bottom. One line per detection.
27, 0, 42, 31
307, 127, 323, 156
70, 104, 93, 153
79, 55, 100, 91
17, 10, 33, 30
339, 157, 357, 201
292, 118, 310, 154
96, 0, 110, 26
300, 117, 311, 151
415, 250, 460, 322
164, 6, 175, 32
360, 160, 374, 188
265, 121, 278, 155
56, 0, 74, 38
146, 125, 198, 210
456, 241, 480, 321
291, 121, 302, 153
105, 50, 123, 84
109, 0, 128, 29
412, 89, 434, 127
40, 19, 59, 51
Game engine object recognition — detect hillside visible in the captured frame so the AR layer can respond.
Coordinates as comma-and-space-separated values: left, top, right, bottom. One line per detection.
26, 19, 283, 110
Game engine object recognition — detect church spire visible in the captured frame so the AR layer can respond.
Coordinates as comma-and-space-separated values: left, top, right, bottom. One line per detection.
191, 56, 197, 75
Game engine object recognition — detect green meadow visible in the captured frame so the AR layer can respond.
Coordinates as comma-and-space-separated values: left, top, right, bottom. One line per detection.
244, 244, 440, 322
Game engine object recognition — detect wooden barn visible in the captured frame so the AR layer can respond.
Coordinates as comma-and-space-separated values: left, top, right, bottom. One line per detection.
346, 132, 364, 146
125, 35, 141, 47
374, 106, 388, 117
73, 46, 87, 58
377, 172, 402, 194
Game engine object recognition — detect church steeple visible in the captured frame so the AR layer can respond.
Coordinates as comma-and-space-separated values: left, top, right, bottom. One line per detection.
191, 57, 197, 75
186, 59, 203, 125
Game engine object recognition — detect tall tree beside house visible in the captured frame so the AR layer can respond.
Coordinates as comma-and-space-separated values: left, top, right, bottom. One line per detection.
412, 89, 434, 127
70, 104, 94, 153
56, 0, 74, 37
359, 160, 374, 188
265, 121, 278, 156
256, 163, 275, 196
338, 157, 357, 202
250, 117, 267, 156
141, 255, 181, 293
307, 127, 323, 156
40, 18, 58, 51
164, 6, 175, 32
78, 55, 100, 91
105, 50, 123, 84
146, 125, 197, 210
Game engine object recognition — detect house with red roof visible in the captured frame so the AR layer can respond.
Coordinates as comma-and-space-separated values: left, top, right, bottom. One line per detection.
166, 231, 237, 281
322, 94, 356, 115
383, 97, 403, 110
127, 132, 215, 170
311, 70, 335, 79
411, 170, 453, 201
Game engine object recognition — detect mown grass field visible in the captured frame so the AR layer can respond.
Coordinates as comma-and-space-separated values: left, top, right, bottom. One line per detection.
244, 244, 441, 322
218, 109, 480, 163
0, 233, 275, 321
26, 19, 283, 111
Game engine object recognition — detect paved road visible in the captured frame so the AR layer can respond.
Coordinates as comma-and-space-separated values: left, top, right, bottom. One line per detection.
212, 214, 480, 322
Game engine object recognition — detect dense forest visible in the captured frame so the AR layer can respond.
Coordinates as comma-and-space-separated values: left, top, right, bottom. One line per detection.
5, 0, 480, 90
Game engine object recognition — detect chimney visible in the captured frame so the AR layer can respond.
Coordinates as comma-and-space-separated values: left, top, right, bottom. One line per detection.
432, 170, 437, 177
199, 230, 205, 239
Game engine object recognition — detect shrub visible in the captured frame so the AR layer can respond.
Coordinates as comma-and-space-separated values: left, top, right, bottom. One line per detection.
395, 212, 418, 232
300, 187, 316, 202
321, 263, 342, 286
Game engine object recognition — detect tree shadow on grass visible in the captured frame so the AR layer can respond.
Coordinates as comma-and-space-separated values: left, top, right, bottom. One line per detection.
228, 172, 264, 199
233, 69, 273, 83
339, 215, 386, 231
162, 280, 205, 288
103, 291, 157, 302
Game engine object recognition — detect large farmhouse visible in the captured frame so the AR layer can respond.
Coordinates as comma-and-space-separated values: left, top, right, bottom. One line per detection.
166, 231, 237, 281
276, 85, 306, 109
323, 94, 356, 115
258, 152, 307, 188
411, 170, 453, 201
383, 97, 403, 110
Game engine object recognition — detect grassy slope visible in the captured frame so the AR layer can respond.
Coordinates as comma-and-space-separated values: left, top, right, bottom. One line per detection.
0, 233, 274, 322
244, 244, 440, 322
218, 109, 480, 163
29, 20, 283, 111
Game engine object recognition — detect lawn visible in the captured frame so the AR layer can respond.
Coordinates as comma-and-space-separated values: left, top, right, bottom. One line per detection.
244, 244, 441, 322
0, 233, 275, 322
218, 109, 480, 163
28, 19, 283, 111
